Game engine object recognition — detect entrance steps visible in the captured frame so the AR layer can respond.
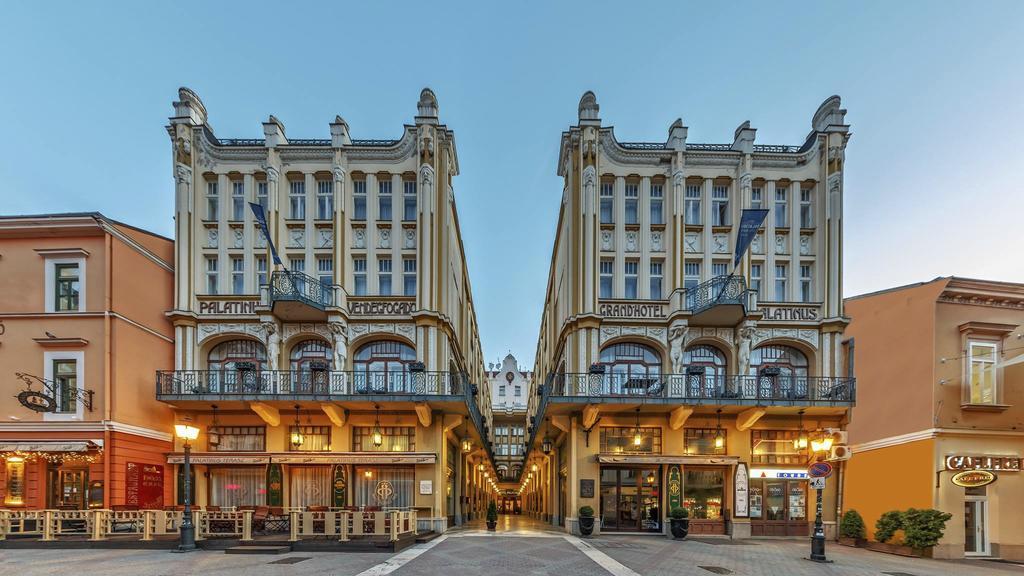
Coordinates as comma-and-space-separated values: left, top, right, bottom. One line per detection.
225, 544, 291, 555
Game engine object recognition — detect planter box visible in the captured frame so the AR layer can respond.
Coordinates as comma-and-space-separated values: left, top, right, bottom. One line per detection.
838, 536, 866, 548
864, 541, 932, 558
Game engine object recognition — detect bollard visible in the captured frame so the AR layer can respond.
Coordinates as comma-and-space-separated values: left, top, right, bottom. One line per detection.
288, 510, 299, 542
41, 510, 55, 541
241, 510, 253, 542
338, 511, 349, 542
142, 510, 154, 541
89, 510, 106, 541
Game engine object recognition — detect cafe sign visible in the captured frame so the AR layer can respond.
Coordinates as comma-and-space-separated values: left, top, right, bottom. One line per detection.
951, 470, 996, 488
945, 455, 1021, 472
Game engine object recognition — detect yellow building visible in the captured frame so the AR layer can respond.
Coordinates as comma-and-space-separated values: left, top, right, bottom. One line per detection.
524, 92, 854, 537
161, 88, 492, 533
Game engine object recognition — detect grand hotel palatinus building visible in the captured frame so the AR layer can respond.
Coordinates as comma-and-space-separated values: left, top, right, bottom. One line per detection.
161, 88, 493, 532
523, 93, 856, 538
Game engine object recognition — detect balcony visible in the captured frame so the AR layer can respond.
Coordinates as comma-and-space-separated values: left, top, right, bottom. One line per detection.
156, 370, 464, 401
683, 275, 751, 325
269, 271, 335, 321
549, 373, 855, 407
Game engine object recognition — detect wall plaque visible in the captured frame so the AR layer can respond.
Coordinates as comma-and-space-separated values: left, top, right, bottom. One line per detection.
734, 462, 749, 517
580, 479, 595, 499
419, 480, 433, 495
125, 462, 164, 509
667, 464, 682, 512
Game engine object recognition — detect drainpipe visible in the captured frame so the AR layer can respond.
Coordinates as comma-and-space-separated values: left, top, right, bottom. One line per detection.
103, 230, 113, 509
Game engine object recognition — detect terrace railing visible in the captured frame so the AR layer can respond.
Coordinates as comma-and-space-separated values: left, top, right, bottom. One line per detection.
270, 270, 334, 310
683, 275, 751, 316
157, 370, 464, 398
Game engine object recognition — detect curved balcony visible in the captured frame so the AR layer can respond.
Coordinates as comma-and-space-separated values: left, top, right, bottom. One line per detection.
269, 271, 334, 321
683, 275, 752, 325
549, 372, 855, 406
156, 369, 463, 400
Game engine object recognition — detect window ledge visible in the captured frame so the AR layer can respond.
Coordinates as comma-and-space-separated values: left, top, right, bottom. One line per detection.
960, 403, 1011, 412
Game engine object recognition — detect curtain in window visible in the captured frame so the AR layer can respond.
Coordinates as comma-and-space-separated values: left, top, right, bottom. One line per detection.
354, 466, 414, 508
209, 467, 266, 507
289, 466, 331, 508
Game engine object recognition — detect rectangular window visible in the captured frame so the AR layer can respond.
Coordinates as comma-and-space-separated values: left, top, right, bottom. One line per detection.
353, 179, 367, 220
685, 185, 702, 225
800, 264, 812, 302
231, 256, 244, 295
624, 260, 638, 300
685, 469, 725, 520
499, 385, 506, 397
208, 426, 266, 451
378, 257, 392, 296
624, 183, 639, 225
600, 259, 613, 299
750, 263, 763, 299
231, 181, 245, 221
514, 385, 521, 396
255, 256, 268, 290
205, 257, 218, 295
403, 181, 417, 221
599, 427, 662, 454
650, 183, 664, 225
290, 257, 305, 275
378, 179, 393, 220
353, 426, 415, 452
209, 467, 265, 507
712, 185, 729, 226
289, 180, 306, 220
256, 181, 268, 210
800, 188, 813, 228
53, 359, 77, 413
712, 262, 728, 278
403, 258, 416, 296
684, 261, 701, 290
354, 466, 414, 508
353, 257, 367, 296
316, 180, 333, 220
774, 186, 788, 228
650, 261, 663, 300
968, 341, 998, 404
774, 264, 788, 301
752, 430, 807, 465
751, 187, 763, 210
317, 257, 333, 288
685, 428, 727, 455
206, 181, 219, 220
54, 263, 80, 311
289, 426, 331, 452
600, 182, 614, 224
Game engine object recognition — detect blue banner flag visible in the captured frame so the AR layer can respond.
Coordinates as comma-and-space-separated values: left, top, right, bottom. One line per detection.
249, 202, 283, 266
734, 209, 769, 267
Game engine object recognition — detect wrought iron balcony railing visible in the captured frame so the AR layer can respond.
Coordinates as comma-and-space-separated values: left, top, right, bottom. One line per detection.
156, 370, 463, 397
684, 275, 751, 316
550, 373, 855, 404
270, 271, 334, 309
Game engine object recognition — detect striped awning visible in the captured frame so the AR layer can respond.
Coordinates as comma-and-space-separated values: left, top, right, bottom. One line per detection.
0, 441, 97, 453
166, 452, 437, 465
597, 454, 739, 466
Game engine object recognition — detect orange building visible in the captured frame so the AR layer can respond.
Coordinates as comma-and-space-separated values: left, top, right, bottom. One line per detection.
0, 213, 175, 510
844, 277, 1024, 560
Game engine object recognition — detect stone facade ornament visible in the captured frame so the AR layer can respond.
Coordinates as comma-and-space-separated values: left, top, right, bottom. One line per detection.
332, 166, 346, 204
601, 231, 613, 251
403, 228, 416, 249
685, 233, 700, 253
775, 235, 787, 255
255, 229, 267, 249
668, 322, 689, 374
289, 229, 305, 249
265, 323, 281, 371
799, 235, 811, 256
625, 231, 638, 252
232, 229, 244, 249
651, 230, 663, 252
420, 164, 434, 210
737, 323, 757, 375
318, 229, 333, 249
582, 165, 596, 212
750, 327, 819, 350
354, 228, 366, 249
207, 229, 218, 248
713, 234, 729, 253
379, 228, 391, 249
751, 233, 763, 254
330, 323, 348, 370
198, 322, 266, 344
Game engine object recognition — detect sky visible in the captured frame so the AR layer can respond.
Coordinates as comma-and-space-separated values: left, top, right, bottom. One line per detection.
2, 2, 1023, 369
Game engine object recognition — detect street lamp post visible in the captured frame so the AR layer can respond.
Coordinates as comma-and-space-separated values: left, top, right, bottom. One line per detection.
174, 423, 200, 552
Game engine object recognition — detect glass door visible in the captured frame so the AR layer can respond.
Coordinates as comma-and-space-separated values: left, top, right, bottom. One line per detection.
600, 468, 619, 530
599, 468, 662, 532
59, 470, 86, 509
965, 498, 989, 556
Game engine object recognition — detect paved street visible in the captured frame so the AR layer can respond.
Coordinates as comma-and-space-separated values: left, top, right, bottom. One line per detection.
2, 518, 1022, 576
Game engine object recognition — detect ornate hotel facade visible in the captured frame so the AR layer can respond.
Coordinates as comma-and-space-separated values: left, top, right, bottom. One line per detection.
161, 88, 492, 532
524, 93, 855, 537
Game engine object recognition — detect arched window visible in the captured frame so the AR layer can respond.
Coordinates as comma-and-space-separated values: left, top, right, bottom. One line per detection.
497, 464, 509, 479
208, 340, 267, 372
353, 340, 417, 393
682, 344, 726, 398
750, 345, 809, 400
290, 339, 331, 371
599, 343, 662, 395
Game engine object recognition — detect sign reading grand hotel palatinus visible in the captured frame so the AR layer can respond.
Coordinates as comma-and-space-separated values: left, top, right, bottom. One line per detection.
199, 300, 257, 315
760, 305, 820, 321
599, 302, 666, 319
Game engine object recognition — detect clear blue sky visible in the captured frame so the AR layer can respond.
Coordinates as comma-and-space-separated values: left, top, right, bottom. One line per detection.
2, 2, 1023, 368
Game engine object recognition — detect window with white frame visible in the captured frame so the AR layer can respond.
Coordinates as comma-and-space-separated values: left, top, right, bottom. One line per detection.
54, 263, 81, 312
378, 257, 392, 296
231, 181, 245, 221
967, 341, 998, 404
774, 263, 788, 301
650, 261, 663, 300
650, 183, 664, 225
800, 187, 814, 228
231, 256, 244, 295
774, 185, 788, 228
403, 258, 416, 296
799, 264, 812, 302
378, 179, 393, 221
624, 260, 638, 299
684, 261, 701, 290
206, 181, 219, 221
316, 180, 333, 220
353, 179, 367, 220
600, 182, 614, 224
205, 257, 218, 294
712, 262, 728, 278
403, 181, 417, 221
289, 180, 306, 220
600, 259, 613, 298
685, 185, 702, 225
255, 256, 268, 290
750, 263, 763, 298
53, 358, 77, 414
751, 187, 763, 210
353, 257, 367, 295
256, 181, 268, 210
624, 183, 639, 225
712, 185, 729, 226
317, 257, 333, 288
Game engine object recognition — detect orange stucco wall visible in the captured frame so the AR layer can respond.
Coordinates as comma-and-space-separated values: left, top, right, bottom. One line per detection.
844, 438, 936, 540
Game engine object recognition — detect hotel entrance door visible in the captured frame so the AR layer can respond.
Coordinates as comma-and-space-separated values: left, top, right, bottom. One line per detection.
599, 467, 661, 532
965, 495, 990, 556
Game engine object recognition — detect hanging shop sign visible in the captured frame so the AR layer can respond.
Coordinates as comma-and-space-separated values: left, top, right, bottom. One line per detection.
734, 462, 749, 517
667, 464, 682, 511
266, 463, 283, 506
945, 455, 1021, 472
951, 470, 996, 488
14, 372, 93, 413
332, 465, 347, 508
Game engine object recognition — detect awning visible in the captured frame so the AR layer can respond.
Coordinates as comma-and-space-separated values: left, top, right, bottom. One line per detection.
597, 454, 740, 466
0, 441, 98, 453
166, 452, 438, 465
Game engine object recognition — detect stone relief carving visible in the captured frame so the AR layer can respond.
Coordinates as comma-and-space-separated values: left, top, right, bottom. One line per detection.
582, 165, 596, 212
255, 229, 267, 249
318, 229, 333, 249
347, 322, 417, 343
713, 234, 728, 253
751, 327, 819, 350
232, 229, 244, 249
775, 235, 788, 255
379, 228, 391, 249
281, 323, 333, 341
751, 233, 763, 254
601, 231, 613, 251
175, 164, 192, 184
684, 232, 700, 253
197, 322, 265, 344
651, 230, 663, 252
828, 171, 842, 195
668, 322, 689, 374
353, 228, 366, 249
330, 322, 348, 370
332, 166, 346, 204
625, 231, 638, 252
288, 229, 305, 249
404, 228, 416, 249
736, 323, 757, 375
799, 235, 811, 256
420, 164, 434, 209
266, 166, 280, 184
264, 322, 281, 371
599, 325, 669, 348
207, 229, 218, 248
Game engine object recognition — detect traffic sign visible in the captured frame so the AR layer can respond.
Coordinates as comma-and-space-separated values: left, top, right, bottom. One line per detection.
808, 462, 834, 479
810, 477, 826, 490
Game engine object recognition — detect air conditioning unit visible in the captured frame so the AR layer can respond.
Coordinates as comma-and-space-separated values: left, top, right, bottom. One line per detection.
828, 445, 852, 461
828, 430, 849, 445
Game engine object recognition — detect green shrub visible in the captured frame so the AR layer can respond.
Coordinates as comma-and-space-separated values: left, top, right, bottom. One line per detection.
903, 508, 953, 549
578, 505, 594, 518
839, 510, 866, 539
486, 501, 498, 522
874, 510, 904, 543
669, 507, 689, 519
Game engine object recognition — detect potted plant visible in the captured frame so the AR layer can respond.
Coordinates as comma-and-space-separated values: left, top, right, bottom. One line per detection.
838, 510, 867, 547
578, 506, 595, 536
864, 509, 951, 558
486, 501, 498, 531
669, 507, 689, 539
